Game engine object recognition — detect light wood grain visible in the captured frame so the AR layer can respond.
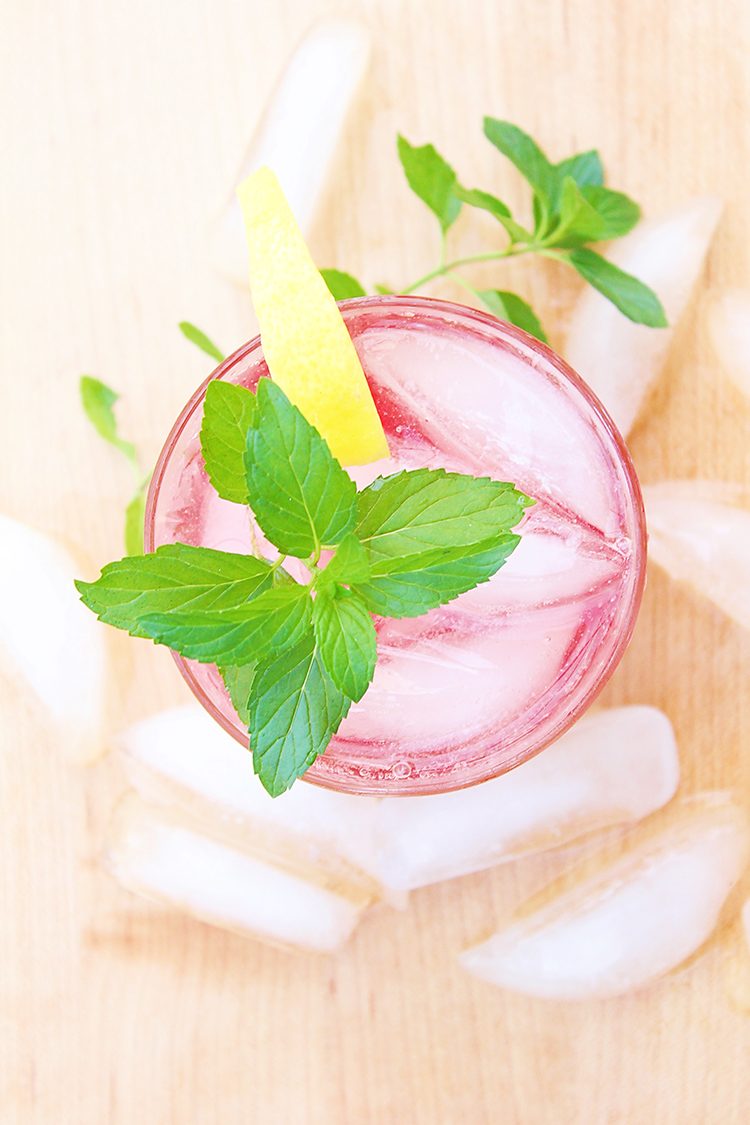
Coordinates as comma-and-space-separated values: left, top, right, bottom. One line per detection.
3, 1, 750, 1121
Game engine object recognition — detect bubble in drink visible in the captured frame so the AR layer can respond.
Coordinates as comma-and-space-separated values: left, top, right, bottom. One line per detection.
146, 298, 646, 795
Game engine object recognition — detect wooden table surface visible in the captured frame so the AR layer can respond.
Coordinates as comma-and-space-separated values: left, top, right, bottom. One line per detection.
3, 2, 750, 1121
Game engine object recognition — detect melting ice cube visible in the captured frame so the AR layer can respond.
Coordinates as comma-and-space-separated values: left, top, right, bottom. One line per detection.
0, 513, 106, 762
564, 196, 722, 436
643, 480, 750, 631
373, 706, 679, 890
115, 705, 382, 884
106, 792, 374, 953
459, 796, 749, 1000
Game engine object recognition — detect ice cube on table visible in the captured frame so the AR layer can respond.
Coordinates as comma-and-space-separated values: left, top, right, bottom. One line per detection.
459, 797, 749, 1000
564, 196, 722, 436
643, 481, 750, 631
0, 513, 106, 762
106, 792, 373, 953
707, 289, 750, 401
373, 706, 679, 890
212, 19, 371, 287
115, 705, 382, 886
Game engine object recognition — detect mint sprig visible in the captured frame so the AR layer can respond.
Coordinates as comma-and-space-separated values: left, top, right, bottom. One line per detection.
80, 323, 227, 556
78, 378, 532, 795
80, 376, 151, 556
320, 117, 667, 340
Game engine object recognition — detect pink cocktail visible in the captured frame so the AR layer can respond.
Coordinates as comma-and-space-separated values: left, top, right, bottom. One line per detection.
146, 297, 646, 796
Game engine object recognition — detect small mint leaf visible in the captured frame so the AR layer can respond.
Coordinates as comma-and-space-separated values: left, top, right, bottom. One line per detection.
200, 381, 257, 504
567, 248, 668, 327
580, 185, 641, 239
80, 376, 137, 462
454, 186, 533, 244
179, 321, 226, 363
355, 468, 531, 563
320, 269, 366, 301
397, 135, 462, 233
551, 150, 604, 206
221, 663, 256, 725
137, 584, 313, 665
477, 290, 548, 344
248, 633, 352, 796
352, 535, 520, 619
75, 544, 274, 637
544, 177, 609, 248
317, 532, 371, 591
312, 590, 376, 702
483, 118, 556, 207
245, 379, 358, 558
124, 487, 148, 556
374, 283, 394, 295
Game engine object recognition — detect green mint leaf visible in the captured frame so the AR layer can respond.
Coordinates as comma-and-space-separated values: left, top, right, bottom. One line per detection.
567, 248, 668, 327
248, 632, 352, 796
543, 177, 610, 248
483, 118, 556, 208
355, 468, 531, 563
220, 663, 256, 725
375, 283, 394, 295
245, 379, 358, 557
397, 135, 462, 233
80, 376, 137, 462
178, 321, 226, 363
352, 535, 520, 619
319, 269, 366, 301
454, 185, 533, 244
580, 185, 641, 239
317, 532, 371, 591
312, 590, 376, 702
75, 544, 274, 637
137, 583, 313, 665
124, 487, 147, 556
200, 381, 257, 504
455, 185, 510, 218
551, 150, 604, 206
477, 289, 549, 344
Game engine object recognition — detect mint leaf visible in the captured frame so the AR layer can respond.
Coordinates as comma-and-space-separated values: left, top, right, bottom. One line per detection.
248, 633, 352, 796
551, 150, 604, 205
543, 177, 609, 248
375, 283, 394, 295
454, 186, 533, 244
137, 584, 313, 664
352, 535, 520, 618
124, 488, 147, 556
221, 663, 256, 725
80, 376, 137, 462
397, 135, 462, 233
245, 379, 358, 557
320, 269, 366, 301
580, 185, 640, 239
200, 381, 257, 504
317, 532, 371, 591
483, 118, 556, 208
567, 248, 668, 327
75, 544, 274, 637
355, 468, 531, 563
312, 590, 376, 701
477, 289, 548, 344
179, 321, 226, 363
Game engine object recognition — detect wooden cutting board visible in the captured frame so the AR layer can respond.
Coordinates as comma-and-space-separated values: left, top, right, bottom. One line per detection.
2, 1, 750, 1121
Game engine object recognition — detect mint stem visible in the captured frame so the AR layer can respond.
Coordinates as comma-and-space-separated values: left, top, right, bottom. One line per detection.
401, 245, 529, 294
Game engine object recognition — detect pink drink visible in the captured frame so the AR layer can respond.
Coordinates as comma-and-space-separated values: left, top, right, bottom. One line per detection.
146, 297, 646, 795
